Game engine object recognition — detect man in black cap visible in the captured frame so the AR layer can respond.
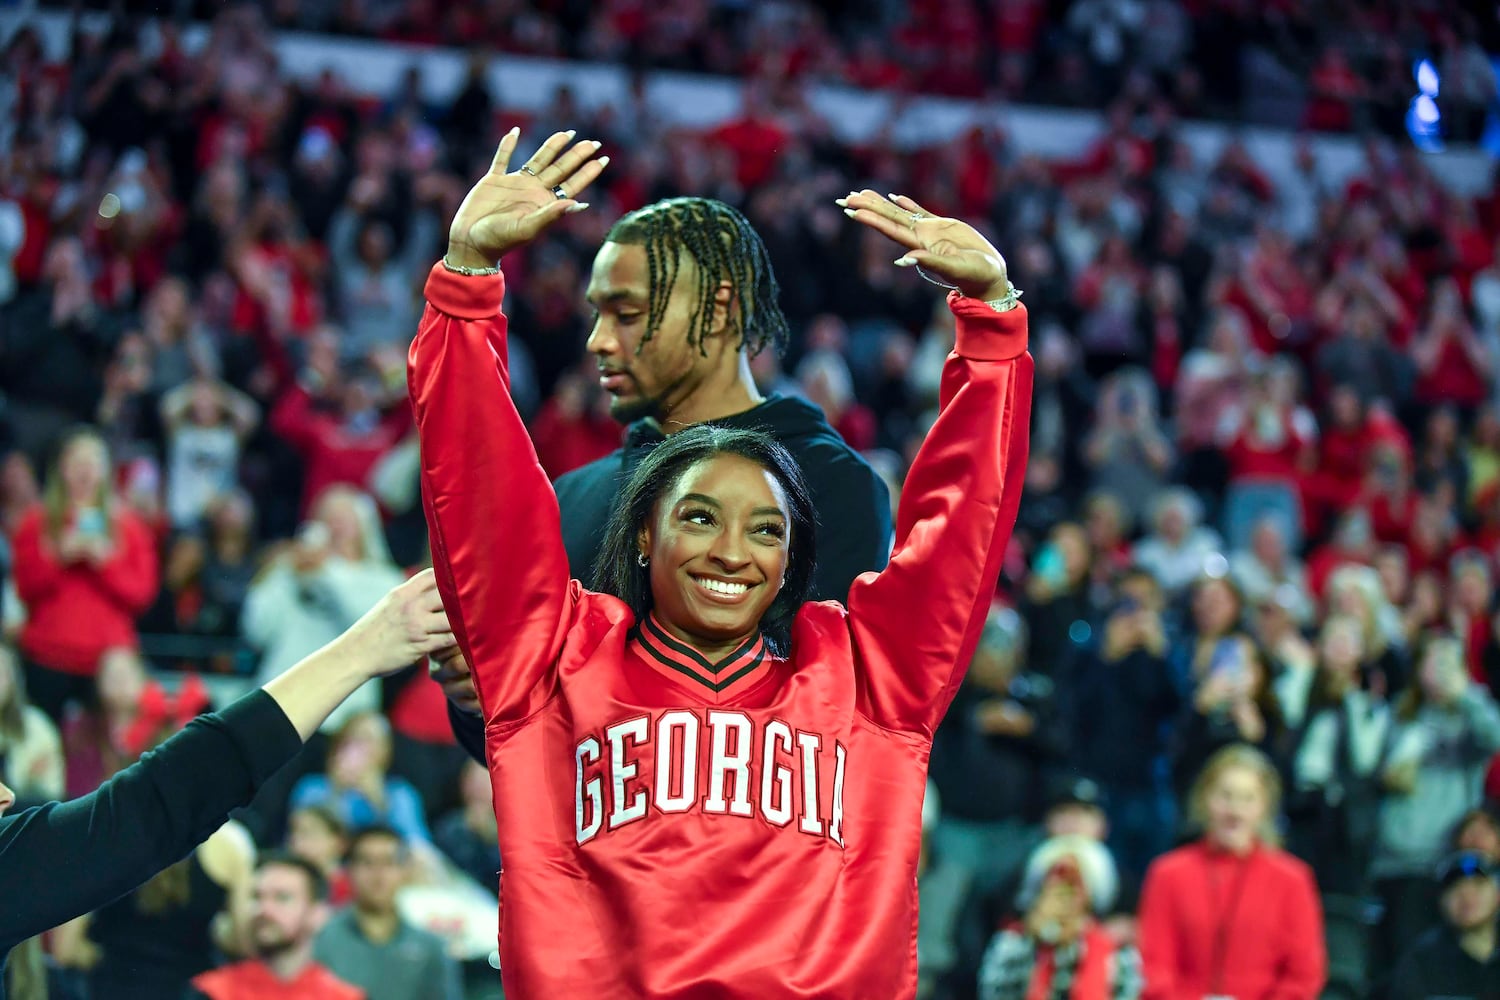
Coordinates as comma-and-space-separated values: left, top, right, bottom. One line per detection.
1387, 851, 1500, 1000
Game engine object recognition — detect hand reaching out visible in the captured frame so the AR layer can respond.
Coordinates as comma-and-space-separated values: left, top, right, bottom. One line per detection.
836, 190, 1011, 302
446, 128, 610, 269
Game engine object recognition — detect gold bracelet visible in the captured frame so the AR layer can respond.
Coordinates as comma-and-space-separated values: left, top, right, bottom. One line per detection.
441, 256, 500, 277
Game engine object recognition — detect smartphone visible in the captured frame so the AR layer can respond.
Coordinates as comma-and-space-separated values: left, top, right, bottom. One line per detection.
1209, 638, 1244, 682
1033, 543, 1068, 590
76, 508, 106, 539
298, 521, 331, 550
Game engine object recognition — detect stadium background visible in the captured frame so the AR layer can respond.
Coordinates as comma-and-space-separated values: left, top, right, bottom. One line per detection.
2, 0, 1500, 997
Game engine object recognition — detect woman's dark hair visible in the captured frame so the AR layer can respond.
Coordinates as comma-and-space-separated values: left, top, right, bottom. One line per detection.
593, 425, 817, 653
605, 197, 789, 359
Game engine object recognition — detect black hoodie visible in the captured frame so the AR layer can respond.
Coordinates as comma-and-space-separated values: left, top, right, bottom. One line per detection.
447, 394, 894, 763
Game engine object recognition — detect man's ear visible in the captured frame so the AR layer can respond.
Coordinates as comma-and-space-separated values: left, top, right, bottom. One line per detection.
706, 280, 738, 342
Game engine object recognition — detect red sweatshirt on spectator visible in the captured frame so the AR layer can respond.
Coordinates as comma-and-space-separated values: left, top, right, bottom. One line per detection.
1138, 841, 1325, 1000
11, 506, 159, 675
269, 385, 412, 515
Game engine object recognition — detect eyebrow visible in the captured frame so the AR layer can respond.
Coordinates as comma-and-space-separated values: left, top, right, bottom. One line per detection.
586, 289, 647, 307
678, 493, 786, 518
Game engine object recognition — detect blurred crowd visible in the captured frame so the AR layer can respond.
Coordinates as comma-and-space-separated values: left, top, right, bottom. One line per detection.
41, 0, 1500, 140
3, 2, 1500, 999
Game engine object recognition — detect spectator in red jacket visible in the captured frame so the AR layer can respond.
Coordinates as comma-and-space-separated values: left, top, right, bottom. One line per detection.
11, 427, 159, 722
1138, 743, 1327, 1000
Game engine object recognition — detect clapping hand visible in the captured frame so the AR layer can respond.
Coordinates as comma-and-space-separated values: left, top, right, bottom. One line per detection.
446, 128, 610, 270
836, 191, 1011, 302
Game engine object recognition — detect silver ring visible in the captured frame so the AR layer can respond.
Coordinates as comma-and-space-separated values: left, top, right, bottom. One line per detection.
909, 212, 927, 226
552, 185, 568, 200
519, 165, 538, 177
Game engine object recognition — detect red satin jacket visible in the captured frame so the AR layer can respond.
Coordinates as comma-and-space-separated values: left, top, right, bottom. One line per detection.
409, 263, 1032, 999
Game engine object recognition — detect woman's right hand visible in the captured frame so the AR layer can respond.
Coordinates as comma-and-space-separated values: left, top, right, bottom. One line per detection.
446, 128, 610, 269
334, 569, 455, 681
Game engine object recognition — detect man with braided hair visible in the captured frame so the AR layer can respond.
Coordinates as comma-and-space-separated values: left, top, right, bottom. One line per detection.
437, 185, 893, 760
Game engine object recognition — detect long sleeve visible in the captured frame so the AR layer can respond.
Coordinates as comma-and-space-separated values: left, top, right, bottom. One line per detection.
408, 263, 573, 728
0, 691, 301, 951
1459, 685, 1500, 759
240, 562, 300, 649
1267, 864, 1326, 1000
10, 512, 63, 606
88, 513, 158, 615
1136, 862, 1187, 1000
845, 295, 1031, 735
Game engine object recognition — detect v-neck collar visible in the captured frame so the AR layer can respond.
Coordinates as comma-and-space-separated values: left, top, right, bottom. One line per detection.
629, 613, 773, 701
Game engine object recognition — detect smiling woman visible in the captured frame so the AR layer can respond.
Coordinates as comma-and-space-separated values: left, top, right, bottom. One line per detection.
411, 127, 1032, 999
593, 425, 818, 660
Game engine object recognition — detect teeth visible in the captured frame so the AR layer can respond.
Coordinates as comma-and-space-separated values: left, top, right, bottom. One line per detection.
697, 578, 748, 596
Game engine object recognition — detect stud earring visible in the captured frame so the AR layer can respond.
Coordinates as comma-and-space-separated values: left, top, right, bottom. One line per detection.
637, 553, 649, 568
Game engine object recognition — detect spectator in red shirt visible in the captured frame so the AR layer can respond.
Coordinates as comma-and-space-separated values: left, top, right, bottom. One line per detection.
188, 854, 363, 1000
707, 83, 790, 190
1414, 279, 1493, 413
269, 349, 413, 517
1138, 744, 1326, 1000
527, 367, 623, 481
11, 428, 159, 722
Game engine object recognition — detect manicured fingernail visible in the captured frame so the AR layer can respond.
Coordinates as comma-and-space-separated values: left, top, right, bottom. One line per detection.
598, 155, 611, 166
843, 208, 857, 218
565, 129, 576, 138
508, 126, 519, 137
591, 139, 603, 148
835, 197, 848, 207
566, 202, 590, 214
889, 193, 903, 201
894, 257, 916, 267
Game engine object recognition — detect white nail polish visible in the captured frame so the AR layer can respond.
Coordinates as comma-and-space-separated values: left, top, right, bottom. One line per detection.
894, 257, 916, 267
843, 208, 856, 218
598, 155, 611, 166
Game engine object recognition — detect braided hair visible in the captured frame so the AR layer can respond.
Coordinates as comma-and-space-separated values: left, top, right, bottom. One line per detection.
605, 197, 789, 358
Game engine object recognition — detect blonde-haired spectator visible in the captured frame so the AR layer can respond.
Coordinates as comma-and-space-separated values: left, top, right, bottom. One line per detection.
1133, 489, 1223, 596
1138, 745, 1326, 1000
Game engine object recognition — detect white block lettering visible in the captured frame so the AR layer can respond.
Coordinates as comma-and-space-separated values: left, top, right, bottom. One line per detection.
576, 737, 603, 844
605, 716, 649, 830
654, 710, 700, 813
830, 741, 847, 847
704, 711, 754, 817
760, 720, 794, 827
796, 730, 824, 836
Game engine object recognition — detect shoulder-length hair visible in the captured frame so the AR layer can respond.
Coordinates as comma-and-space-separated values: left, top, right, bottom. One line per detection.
592, 425, 818, 654
1186, 743, 1284, 848
43, 426, 115, 542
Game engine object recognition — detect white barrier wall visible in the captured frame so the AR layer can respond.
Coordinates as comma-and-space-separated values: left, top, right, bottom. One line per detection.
2, 8, 1494, 196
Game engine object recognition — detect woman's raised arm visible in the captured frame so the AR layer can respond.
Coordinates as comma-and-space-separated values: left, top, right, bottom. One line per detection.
408, 129, 609, 728
838, 192, 1033, 736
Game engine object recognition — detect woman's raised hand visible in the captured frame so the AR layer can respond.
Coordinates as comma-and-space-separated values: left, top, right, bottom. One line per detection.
837, 190, 1010, 303
446, 128, 611, 269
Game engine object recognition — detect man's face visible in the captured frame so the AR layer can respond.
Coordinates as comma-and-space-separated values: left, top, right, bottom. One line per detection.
348, 834, 407, 914
1443, 875, 1500, 933
585, 242, 717, 425
250, 864, 322, 957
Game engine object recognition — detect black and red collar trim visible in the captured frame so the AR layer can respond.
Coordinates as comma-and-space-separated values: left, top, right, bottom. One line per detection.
629, 613, 770, 698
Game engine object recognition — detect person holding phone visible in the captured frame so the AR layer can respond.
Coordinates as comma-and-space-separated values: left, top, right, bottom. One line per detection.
10, 427, 159, 722
1170, 634, 1290, 802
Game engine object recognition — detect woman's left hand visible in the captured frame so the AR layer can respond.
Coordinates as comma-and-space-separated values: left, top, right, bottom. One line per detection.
837, 190, 1010, 302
